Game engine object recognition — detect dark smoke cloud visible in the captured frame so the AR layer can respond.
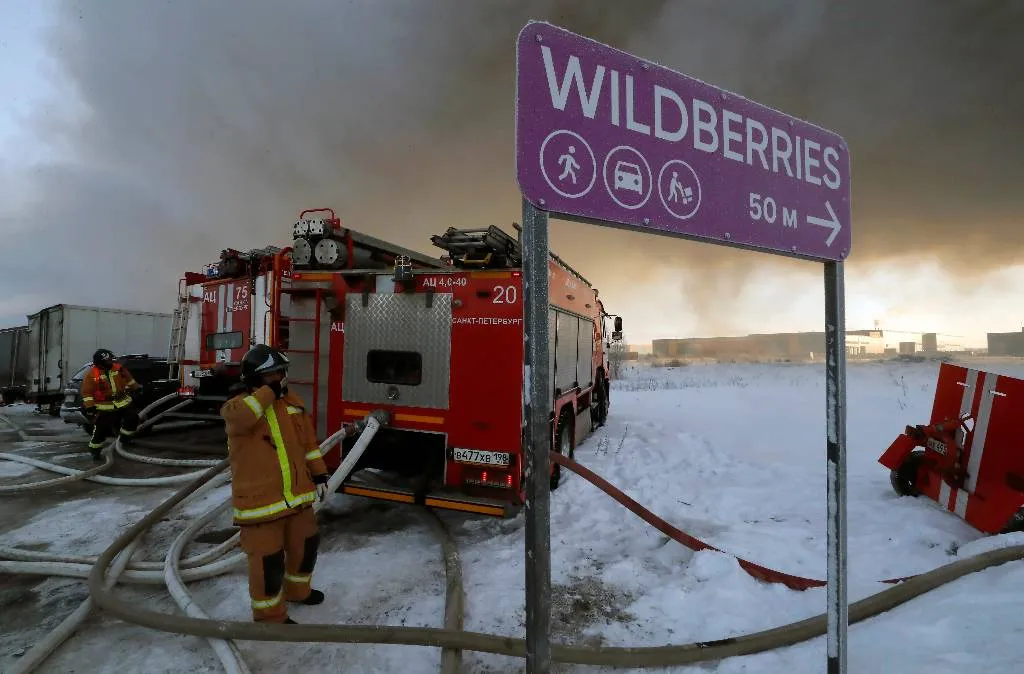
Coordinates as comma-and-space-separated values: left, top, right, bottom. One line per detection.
0, 0, 1021, 333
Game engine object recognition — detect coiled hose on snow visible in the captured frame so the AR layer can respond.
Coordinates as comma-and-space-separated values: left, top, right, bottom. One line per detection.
1, 393, 234, 673
79, 448, 1024, 668
8, 403, 1024, 669
2, 412, 390, 674
0, 393, 218, 494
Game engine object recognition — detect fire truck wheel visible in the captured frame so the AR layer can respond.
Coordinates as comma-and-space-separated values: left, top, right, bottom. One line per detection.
551, 412, 574, 491
890, 449, 924, 497
592, 373, 609, 427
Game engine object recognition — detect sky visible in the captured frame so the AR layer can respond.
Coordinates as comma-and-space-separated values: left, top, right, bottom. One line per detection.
0, 0, 1022, 347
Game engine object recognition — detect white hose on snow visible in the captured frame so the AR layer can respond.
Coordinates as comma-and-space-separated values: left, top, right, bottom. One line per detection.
164, 498, 251, 674
5, 540, 141, 674
1, 409, 386, 672
0, 452, 216, 486
114, 399, 223, 468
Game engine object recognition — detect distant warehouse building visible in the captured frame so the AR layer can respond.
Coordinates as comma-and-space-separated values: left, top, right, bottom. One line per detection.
653, 328, 963, 361
654, 331, 867, 361
987, 329, 1024, 356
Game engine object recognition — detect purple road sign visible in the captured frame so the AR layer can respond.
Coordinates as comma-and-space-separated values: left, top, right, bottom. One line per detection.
515, 21, 852, 262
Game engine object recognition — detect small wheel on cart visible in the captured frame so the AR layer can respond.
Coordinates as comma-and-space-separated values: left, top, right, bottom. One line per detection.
890, 449, 924, 497
1000, 508, 1024, 534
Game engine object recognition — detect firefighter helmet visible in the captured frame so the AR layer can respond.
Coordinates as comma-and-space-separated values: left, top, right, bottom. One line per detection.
93, 348, 115, 369
240, 344, 289, 386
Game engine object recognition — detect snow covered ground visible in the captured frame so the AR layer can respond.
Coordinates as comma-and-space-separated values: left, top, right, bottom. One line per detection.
3, 357, 1024, 673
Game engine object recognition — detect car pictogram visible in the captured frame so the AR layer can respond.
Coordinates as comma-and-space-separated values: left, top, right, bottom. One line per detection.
613, 161, 643, 193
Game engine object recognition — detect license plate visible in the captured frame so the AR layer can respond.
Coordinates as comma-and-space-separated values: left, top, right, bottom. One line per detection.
453, 448, 511, 466
927, 438, 948, 455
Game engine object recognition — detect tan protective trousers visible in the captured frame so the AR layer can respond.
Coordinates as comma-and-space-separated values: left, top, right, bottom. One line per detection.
237, 506, 320, 622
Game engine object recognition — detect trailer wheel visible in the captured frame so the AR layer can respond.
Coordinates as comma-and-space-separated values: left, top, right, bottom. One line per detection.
551, 411, 573, 491
890, 449, 924, 497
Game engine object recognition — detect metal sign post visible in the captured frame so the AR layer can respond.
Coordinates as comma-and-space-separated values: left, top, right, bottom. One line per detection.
514, 20, 852, 673
521, 198, 552, 672
824, 260, 848, 673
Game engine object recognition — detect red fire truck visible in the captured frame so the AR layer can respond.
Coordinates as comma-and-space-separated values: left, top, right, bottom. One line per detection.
168, 245, 282, 418
172, 208, 622, 517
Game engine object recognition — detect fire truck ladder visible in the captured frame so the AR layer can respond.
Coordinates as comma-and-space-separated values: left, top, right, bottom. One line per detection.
278, 283, 329, 438
430, 226, 522, 268
167, 279, 190, 383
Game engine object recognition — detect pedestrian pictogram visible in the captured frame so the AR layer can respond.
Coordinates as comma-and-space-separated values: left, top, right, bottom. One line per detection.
557, 146, 580, 184
539, 130, 596, 199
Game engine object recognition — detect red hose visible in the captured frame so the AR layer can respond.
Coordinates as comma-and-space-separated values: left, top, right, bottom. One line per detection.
551, 452, 916, 591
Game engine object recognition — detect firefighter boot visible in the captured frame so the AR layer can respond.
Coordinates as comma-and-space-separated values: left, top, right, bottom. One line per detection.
90, 447, 103, 462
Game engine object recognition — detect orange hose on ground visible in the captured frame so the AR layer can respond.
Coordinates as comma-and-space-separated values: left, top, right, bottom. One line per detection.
551, 452, 920, 591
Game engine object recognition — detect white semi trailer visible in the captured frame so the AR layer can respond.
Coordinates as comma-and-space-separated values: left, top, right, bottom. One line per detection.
26, 304, 173, 415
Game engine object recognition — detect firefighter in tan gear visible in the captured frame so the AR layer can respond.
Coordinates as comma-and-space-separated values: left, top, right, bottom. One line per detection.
220, 344, 338, 623
80, 348, 141, 461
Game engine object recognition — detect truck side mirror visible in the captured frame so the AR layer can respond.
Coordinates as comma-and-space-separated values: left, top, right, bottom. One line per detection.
612, 331, 623, 341
614, 317, 622, 332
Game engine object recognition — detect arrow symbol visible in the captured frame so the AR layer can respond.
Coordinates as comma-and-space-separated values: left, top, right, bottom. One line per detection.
806, 200, 841, 247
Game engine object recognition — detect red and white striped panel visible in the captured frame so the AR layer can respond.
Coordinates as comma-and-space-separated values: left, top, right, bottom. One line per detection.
922, 363, 1024, 533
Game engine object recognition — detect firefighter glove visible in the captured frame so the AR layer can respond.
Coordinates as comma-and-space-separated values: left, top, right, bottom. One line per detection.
312, 473, 330, 502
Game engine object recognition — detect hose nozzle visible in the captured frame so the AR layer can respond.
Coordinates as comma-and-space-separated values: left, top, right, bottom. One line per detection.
367, 409, 391, 427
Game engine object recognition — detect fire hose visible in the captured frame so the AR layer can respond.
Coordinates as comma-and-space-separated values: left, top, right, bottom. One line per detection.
2, 414, 388, 674
0, 392, 218, 494
0, 411, 85, 444
548, 453, 923, 590
6, 408, 1024, 669
79, 452, 1024, 668
1, 393, 238, 674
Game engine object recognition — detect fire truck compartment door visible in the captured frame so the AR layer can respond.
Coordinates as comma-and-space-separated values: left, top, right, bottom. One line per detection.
343, 292, 452, 410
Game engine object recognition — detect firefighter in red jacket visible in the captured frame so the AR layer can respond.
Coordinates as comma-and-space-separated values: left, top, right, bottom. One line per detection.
221, 345, 344, 623
80, 349, 141, 461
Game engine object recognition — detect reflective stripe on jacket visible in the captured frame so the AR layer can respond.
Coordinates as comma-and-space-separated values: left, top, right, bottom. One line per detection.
80, 363, 138, 411
220, 385, 330, 525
